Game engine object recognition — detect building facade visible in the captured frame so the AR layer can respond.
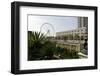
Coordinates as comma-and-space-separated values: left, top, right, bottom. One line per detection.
56, 17, 88, 40
78, 17, 88, 28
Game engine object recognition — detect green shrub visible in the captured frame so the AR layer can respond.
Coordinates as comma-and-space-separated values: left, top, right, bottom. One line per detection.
28, 31, 79, 60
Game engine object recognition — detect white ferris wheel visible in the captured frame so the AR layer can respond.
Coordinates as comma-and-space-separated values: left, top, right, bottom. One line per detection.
40, 23, 55, 37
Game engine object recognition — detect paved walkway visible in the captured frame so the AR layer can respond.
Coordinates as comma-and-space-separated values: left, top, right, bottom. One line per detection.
78, 52, 88, 58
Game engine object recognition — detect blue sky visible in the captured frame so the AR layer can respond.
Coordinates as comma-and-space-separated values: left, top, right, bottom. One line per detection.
28, 15, 78, 36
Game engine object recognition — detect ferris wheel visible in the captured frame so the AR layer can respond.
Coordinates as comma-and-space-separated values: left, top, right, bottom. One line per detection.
40, 23, 55, 37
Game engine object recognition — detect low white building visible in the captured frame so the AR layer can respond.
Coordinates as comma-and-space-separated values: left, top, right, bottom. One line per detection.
56, 27, 87, 37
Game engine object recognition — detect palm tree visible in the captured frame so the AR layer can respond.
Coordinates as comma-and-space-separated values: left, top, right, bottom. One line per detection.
28, 31, 48, 48
28, 31, 57, 60
28, 31, 47, 60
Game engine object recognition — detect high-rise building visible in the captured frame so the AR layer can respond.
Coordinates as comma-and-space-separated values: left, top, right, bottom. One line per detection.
78, 17, 88, 28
